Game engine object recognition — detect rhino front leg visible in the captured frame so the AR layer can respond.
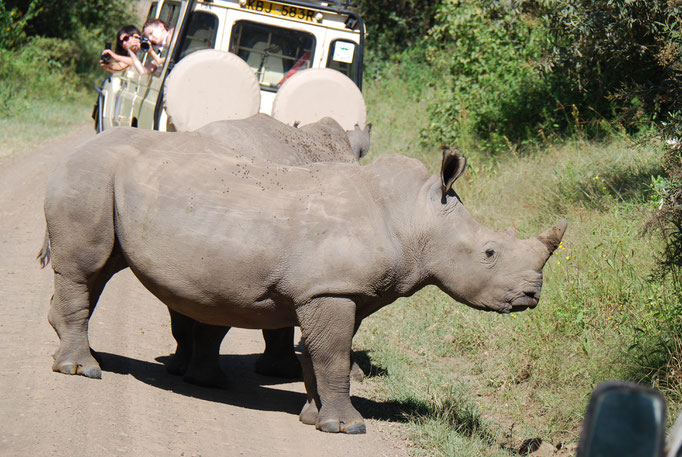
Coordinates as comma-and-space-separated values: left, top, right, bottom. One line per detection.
297, 297, 365, 434
48, 273, 101, 378
299, 348, 319, 425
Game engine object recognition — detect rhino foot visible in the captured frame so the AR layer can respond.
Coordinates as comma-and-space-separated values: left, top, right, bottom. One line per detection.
316, 418, 366, 434
299, 399, 319, 425
165, 350, 191, 376
255, 352, 302, 378
183, 362, 229, 389
315, 405, 366, 434
52, 357, 101, 379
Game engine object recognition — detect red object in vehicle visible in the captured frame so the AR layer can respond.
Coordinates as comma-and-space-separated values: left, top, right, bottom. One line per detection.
278, 51, 311, 85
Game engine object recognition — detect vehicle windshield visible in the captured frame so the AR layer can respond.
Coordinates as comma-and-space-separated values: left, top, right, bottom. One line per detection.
230, 20, 315, 90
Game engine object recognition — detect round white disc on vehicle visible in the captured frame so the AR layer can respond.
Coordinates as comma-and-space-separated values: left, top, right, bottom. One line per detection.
272, 68, 366, 131
164, 50, 260, 131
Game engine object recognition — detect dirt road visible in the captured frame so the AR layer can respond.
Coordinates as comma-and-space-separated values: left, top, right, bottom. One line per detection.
0, 126, 410, 456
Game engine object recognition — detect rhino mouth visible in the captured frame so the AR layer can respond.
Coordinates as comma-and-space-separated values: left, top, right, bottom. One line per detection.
509, 292, 539, 311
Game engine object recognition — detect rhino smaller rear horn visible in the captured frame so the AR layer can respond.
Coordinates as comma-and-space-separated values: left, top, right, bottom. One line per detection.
440, 146, 467, 198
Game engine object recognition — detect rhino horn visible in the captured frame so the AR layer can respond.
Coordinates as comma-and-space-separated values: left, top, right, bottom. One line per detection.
537, 219, 568, 257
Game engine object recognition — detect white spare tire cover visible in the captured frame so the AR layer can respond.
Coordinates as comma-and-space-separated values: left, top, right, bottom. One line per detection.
272, 68, 366, 131
164, 50, 260, 131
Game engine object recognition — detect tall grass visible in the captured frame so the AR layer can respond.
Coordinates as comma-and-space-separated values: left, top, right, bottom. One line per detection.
355, 70, 681, 456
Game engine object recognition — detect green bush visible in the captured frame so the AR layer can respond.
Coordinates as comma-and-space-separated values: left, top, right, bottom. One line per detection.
423, 1, 555, 153
0, 36, 87, 117
414, 0, 682, 153
3, 0, 134, 46
0, 0, 136, 118
545, 1, 682, 128
0, 2, 39, 50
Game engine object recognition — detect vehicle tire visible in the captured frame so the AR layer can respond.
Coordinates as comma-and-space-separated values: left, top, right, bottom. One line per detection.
272, 68, 366, 131
164, 50, 261, 131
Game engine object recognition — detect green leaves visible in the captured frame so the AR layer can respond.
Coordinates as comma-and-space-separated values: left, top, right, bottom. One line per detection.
0, 1, 41, 51
0, 0, 136, 119
423, 0, 555, 152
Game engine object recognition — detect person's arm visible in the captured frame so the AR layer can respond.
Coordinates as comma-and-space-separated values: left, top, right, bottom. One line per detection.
147, 47, 166, 67
127, 49, 150, 75
100, 60, 127, 73
100, 50, 133, 73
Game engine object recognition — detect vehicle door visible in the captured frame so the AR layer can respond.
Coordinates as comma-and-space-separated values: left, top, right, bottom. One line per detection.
113, 66, 143, 127
132, 1, 223, 131
130, 0, 184, 129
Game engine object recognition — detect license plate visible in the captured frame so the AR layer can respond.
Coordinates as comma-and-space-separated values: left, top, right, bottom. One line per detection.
241, 0, 318, 23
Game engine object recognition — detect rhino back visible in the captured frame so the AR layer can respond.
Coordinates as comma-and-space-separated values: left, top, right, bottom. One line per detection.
196, 114, 356, 165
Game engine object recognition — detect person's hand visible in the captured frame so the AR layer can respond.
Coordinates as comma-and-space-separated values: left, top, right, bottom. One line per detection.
100, 49, 115, 60
126, 36, 141, 53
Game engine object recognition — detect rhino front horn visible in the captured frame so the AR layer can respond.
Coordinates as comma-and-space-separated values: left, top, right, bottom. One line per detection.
537, 219, 567, 255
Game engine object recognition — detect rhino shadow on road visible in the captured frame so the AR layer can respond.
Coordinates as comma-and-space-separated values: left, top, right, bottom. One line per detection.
96, 351, 304, 415
96, 350, 414, 422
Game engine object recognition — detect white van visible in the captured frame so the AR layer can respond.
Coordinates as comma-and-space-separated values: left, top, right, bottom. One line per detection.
94, 0, 365, 132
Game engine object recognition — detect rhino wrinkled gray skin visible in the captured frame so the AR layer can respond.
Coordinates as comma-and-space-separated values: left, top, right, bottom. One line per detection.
40, 122, 566, 433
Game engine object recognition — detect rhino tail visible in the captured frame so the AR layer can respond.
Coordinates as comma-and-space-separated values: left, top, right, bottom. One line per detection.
347, 123, 372, 159
37, 228, 51, 269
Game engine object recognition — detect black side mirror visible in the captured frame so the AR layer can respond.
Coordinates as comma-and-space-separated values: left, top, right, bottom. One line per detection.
577, 382, 666, 457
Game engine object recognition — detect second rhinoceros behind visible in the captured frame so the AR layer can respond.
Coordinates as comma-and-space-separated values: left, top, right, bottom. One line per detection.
41, 134, 566, 434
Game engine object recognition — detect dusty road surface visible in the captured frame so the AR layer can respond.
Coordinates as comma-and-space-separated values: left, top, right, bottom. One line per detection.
0, 126, 411, 457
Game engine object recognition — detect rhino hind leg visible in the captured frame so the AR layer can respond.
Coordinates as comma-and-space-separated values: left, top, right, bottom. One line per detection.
48, 274, 102, 378
297, 297, 366, 434
48, 270, 108, 378
255, 328, 302, 378
182, 321, 230, 389
48, 248, 127, 379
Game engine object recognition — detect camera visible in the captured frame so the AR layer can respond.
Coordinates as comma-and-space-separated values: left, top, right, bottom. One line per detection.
140, 36, 151, 51
100, 41, 112, 64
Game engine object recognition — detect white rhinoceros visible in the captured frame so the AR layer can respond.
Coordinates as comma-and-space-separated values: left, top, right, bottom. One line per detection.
39, 127, 565, 434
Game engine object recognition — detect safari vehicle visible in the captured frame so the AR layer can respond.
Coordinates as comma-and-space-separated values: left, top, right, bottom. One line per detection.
93, 0, 365, 132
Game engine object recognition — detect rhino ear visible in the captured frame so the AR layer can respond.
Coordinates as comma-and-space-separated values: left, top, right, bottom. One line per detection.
441, 146, 467, 198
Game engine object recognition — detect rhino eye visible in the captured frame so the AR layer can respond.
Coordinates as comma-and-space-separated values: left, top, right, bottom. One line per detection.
485, 249, 496, 258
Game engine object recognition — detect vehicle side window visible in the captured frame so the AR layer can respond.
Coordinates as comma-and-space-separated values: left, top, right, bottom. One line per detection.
177, 11, 219, 60
230, 21, 315, 90
326, 39, 358, 82
159, 1, 181, 27
146, 2, 158, 21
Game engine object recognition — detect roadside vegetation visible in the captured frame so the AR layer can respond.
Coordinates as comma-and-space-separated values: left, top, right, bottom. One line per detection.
2, 0, 680, 455
0, 0, 135, 159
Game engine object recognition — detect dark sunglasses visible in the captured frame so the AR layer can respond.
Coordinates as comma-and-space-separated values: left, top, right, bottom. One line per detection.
121, 34, 139, 43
